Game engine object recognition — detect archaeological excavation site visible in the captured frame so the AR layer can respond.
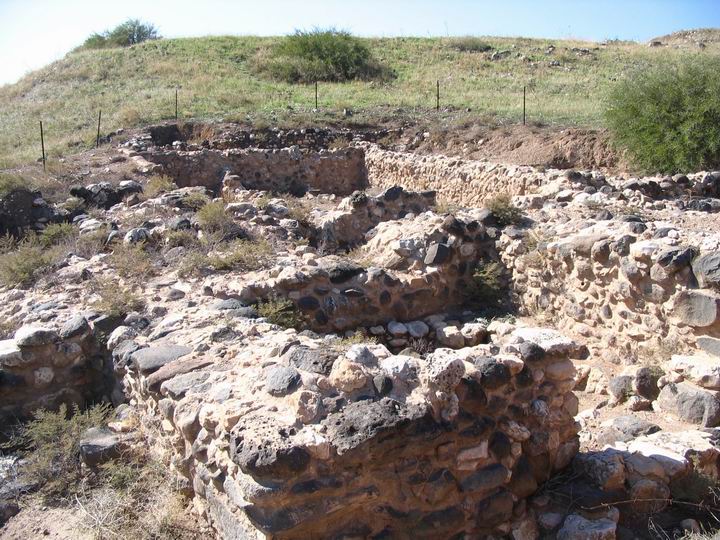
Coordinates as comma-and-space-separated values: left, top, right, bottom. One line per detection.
2, 121, 720, 540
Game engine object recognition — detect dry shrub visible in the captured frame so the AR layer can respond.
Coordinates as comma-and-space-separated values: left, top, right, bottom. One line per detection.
196, 200, 235, 236
180, 191, 210, 210
144, 175, 177, 198
91, 277, 145, 316
74, 229, 109, 259
177, 238, 273, 277
0, 241, 52, 287
106, 242, 155, 280
7, 403, 112, 501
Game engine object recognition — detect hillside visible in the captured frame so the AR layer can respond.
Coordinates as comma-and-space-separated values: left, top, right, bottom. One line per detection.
0, 34, 718, 168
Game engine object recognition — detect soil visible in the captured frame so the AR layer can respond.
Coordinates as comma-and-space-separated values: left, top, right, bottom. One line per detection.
0, 504, 92, 540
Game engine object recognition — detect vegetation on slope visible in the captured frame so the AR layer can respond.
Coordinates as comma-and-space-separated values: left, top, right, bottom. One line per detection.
0, 32, 718, 168
606, 55, 720, 173
81, 19, 160, 50
253, 28, 392, 83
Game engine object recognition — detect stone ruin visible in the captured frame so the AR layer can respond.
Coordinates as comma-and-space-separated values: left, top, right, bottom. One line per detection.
3, 122, 720, 538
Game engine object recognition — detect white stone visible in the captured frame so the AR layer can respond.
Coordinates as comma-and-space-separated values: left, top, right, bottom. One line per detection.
511, 327, 577, 355
0, 339, 24, 367
436, 325, 464, 349
669, 354, 720, 389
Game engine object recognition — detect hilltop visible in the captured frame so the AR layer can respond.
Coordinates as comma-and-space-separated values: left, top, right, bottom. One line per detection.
1, 33, 718, 168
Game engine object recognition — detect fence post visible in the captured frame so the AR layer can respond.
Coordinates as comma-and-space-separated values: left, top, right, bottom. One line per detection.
96, 110, 102, 149
40, 121, 46, 172
523, 86, 526, 125
175, 88, 178, 121
315, 81, 318, 110
436, 80, 440, 111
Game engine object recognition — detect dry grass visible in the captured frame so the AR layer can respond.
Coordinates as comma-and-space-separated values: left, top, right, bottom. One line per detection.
90, 277, 145, 316
177, 238, 274, 277
143, 174, 177, 198
106, 242, 156, 281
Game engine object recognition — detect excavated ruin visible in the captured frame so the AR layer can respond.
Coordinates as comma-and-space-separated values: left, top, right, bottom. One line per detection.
3, 122, 720, 538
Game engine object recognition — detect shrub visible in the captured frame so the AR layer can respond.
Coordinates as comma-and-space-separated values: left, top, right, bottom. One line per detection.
196, 200, 236, 238
91, 278, 145, 316
257, 28, 392, 83
39, 222, 76, 247
177, 239, 273, 277
106, 242, 155, 280
465, 261, 506, 310
257, 296, 304, 329
447, 37, 493, 52
74, 229, 109, 259
82, 19, 160, 50
0, 241, 51, 287
144, 175, 177, 198
486, 194, 523, 227
165, 230, 199, 249
606, 56, 720, 173
9, 403, 112, 499
0, 173, 27, 197
180, 191, 210, 210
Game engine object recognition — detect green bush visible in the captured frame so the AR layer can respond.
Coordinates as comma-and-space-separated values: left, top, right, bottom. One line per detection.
487, 194, 523, 227
257, 28, 392, 83
82, 19, 160, 50
446, 37, 492, 52
606, 56, 720, 173
257, 296, 304, 329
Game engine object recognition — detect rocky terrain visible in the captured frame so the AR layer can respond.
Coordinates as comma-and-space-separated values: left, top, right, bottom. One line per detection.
1, 122, 720, 539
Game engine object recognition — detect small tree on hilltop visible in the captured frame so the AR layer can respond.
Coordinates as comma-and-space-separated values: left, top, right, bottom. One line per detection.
82, 19, 160, 49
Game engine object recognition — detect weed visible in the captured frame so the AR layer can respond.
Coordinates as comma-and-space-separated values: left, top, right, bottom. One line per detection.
91, 278, 145, 316
39, 222, 76, 247
196, 200, 235, 236
465, 261, 506, 310
106, 242, 155, 281
8, 403, 112, 500
164, 229, 199, 248
144, 175, 177, 198
177, 238, 274, 277
0, 241, 52, 287
486, 194, 523, 227
335, 331, 377, 349
74, 229, 108, 259
257, 296, 304, 329
0, 173, 28, 197
180, 191, 210, 210
446, 37, 493, 52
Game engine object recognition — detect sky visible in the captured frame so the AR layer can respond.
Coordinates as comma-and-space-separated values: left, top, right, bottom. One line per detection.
0, 0, 718, 85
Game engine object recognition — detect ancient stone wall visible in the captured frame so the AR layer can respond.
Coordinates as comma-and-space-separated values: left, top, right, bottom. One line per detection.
121, 325, 580, 539
501, 224, 720, 363
0, 318, 109, 427
363, 144, 548, 207
141, 147, 368, 196
317, 186, 436, 249
236, 212, 499, 332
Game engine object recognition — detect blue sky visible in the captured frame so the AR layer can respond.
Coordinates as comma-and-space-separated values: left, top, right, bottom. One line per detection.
0, 0, 718, 85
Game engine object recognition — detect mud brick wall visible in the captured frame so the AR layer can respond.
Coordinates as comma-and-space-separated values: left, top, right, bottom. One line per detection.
142, 147, 368, 196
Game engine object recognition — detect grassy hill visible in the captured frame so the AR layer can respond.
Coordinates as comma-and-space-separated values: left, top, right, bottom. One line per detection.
0, 34, 718, 168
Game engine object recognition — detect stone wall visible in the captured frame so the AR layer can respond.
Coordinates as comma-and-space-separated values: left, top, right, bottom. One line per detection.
501, 223, 720, 363
317, 186, 436, 249
121, 324, 580, 539
141, 147, 368, 196
363, 144, 549, 207
0, 318, 109, 427
236, 212, 499, 332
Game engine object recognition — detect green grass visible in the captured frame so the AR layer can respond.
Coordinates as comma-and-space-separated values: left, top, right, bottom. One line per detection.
0, 34, 718, 167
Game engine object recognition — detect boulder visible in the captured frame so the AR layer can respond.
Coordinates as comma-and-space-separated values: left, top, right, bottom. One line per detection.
670, 354, 720, 389
14, 325, 58, 347
129, 344, 192, 375
672, 290, 720, 327
79, 427, 131, 467
694, 251, 720, 289
657, 382, 720, 427
557, 515, 616, 540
